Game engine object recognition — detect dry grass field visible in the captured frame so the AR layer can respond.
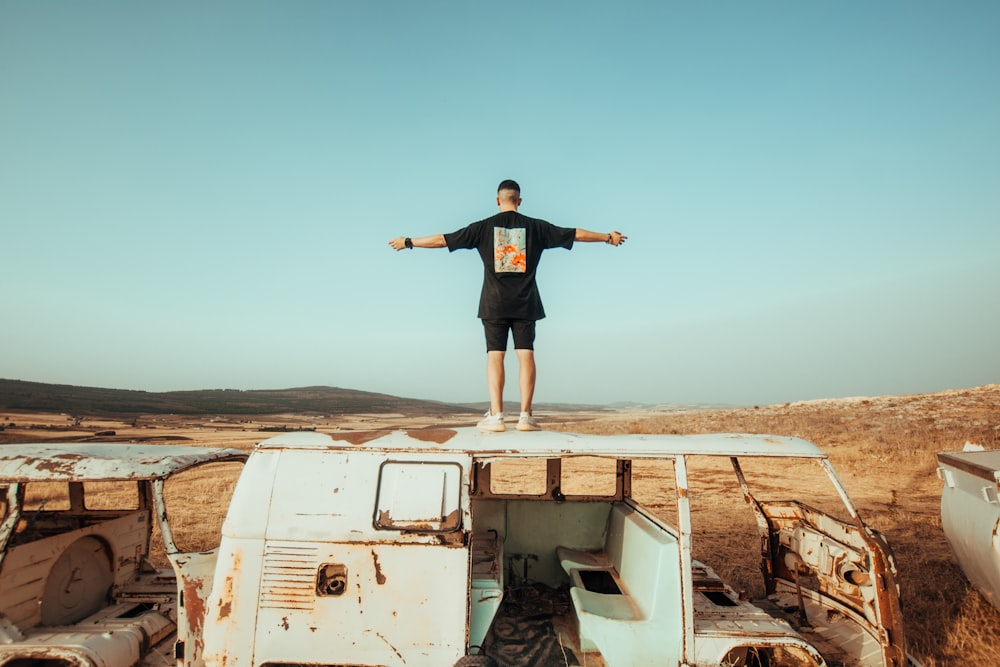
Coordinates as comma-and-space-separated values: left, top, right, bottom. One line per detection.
2, 384, 998, 665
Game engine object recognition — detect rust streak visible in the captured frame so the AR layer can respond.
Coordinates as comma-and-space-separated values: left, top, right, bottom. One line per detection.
217, 551, 239, 620
217, 584, 233, 619
375, 632, 405, 661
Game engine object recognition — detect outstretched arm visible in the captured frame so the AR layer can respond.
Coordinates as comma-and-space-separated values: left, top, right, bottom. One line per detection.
575, 229, 627, 246
388, 234, 447, 251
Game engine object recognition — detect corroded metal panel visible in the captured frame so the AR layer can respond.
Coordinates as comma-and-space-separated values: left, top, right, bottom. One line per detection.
169, 551, 219, 667
255, 448, 471, 545
0, 444, 248, 482
254, 544, 467, 667
201, 539, 468, 667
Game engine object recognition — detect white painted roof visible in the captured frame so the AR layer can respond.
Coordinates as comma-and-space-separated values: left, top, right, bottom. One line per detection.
0, 443, 248, 481
257, 428, 827, 459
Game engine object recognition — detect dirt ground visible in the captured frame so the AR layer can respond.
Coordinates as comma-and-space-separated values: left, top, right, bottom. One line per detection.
2, 384, 998, 665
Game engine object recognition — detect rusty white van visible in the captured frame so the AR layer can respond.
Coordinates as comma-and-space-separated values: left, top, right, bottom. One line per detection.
0, 443, 247, 667
197, 428, 920, 667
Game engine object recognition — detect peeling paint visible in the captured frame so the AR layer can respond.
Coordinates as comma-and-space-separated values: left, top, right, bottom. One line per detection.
406, 428, 458, 444
0, 444, 247, 482
329, 430, 392, 445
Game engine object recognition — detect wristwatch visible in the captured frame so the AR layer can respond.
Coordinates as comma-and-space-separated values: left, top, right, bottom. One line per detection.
404, 237, 413, 249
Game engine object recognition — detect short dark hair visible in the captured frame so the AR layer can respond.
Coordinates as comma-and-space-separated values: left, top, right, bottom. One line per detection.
497, 179, 520, 193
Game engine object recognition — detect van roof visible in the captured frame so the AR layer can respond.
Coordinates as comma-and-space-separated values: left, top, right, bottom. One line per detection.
0, 444, 248, 482
256, 428, 828, 459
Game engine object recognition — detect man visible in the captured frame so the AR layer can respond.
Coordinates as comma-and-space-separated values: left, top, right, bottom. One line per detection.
388, 179, 626, 432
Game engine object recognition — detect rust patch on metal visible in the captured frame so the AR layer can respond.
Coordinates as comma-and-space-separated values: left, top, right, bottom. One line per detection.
372, 550, 387, 585
329, 430, 392, 445
32, 453, 87, 476
216, 551, 239, 620
217, 583, 233, 619
183, 577, 206, 639
406, 428, 458, 444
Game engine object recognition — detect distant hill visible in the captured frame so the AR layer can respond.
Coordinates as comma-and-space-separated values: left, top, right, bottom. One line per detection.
0, 379, 480, 417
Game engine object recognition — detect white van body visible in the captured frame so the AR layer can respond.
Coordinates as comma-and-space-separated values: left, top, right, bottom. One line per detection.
937, 447, 1000, 612
198, 428, 920, 667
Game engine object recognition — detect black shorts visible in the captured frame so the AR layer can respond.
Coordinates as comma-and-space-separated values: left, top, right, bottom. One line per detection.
482, 319, 536, 352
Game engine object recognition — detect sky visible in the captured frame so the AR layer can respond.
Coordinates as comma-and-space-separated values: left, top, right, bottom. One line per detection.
1, 1, 997, 408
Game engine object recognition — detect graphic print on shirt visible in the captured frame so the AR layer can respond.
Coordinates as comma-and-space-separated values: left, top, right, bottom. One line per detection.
494, 227, 527, 273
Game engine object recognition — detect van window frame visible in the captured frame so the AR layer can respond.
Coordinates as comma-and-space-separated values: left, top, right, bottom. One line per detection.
372, 460, 465, 533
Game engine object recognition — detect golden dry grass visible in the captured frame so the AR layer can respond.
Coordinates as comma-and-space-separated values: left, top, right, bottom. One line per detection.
2, 384, 998, 664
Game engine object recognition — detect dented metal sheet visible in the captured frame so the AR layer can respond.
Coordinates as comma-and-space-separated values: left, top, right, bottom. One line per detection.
0, 443, 248, 482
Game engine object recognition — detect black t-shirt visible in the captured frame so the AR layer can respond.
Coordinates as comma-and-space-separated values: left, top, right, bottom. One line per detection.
444, 211, 575, 320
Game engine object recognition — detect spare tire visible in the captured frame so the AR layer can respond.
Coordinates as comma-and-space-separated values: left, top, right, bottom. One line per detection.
41, 536, 114, 625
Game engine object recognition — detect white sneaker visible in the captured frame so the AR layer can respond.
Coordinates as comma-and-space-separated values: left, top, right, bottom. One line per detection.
477, 411, 505, 432
517, 412, 541, 431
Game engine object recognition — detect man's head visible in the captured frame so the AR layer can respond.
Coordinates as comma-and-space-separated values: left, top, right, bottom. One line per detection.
497, 179, 522, 211
498, 179, 520, 194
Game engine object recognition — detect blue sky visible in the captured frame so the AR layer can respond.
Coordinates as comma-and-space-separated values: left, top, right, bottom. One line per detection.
1, 1, 997, 407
